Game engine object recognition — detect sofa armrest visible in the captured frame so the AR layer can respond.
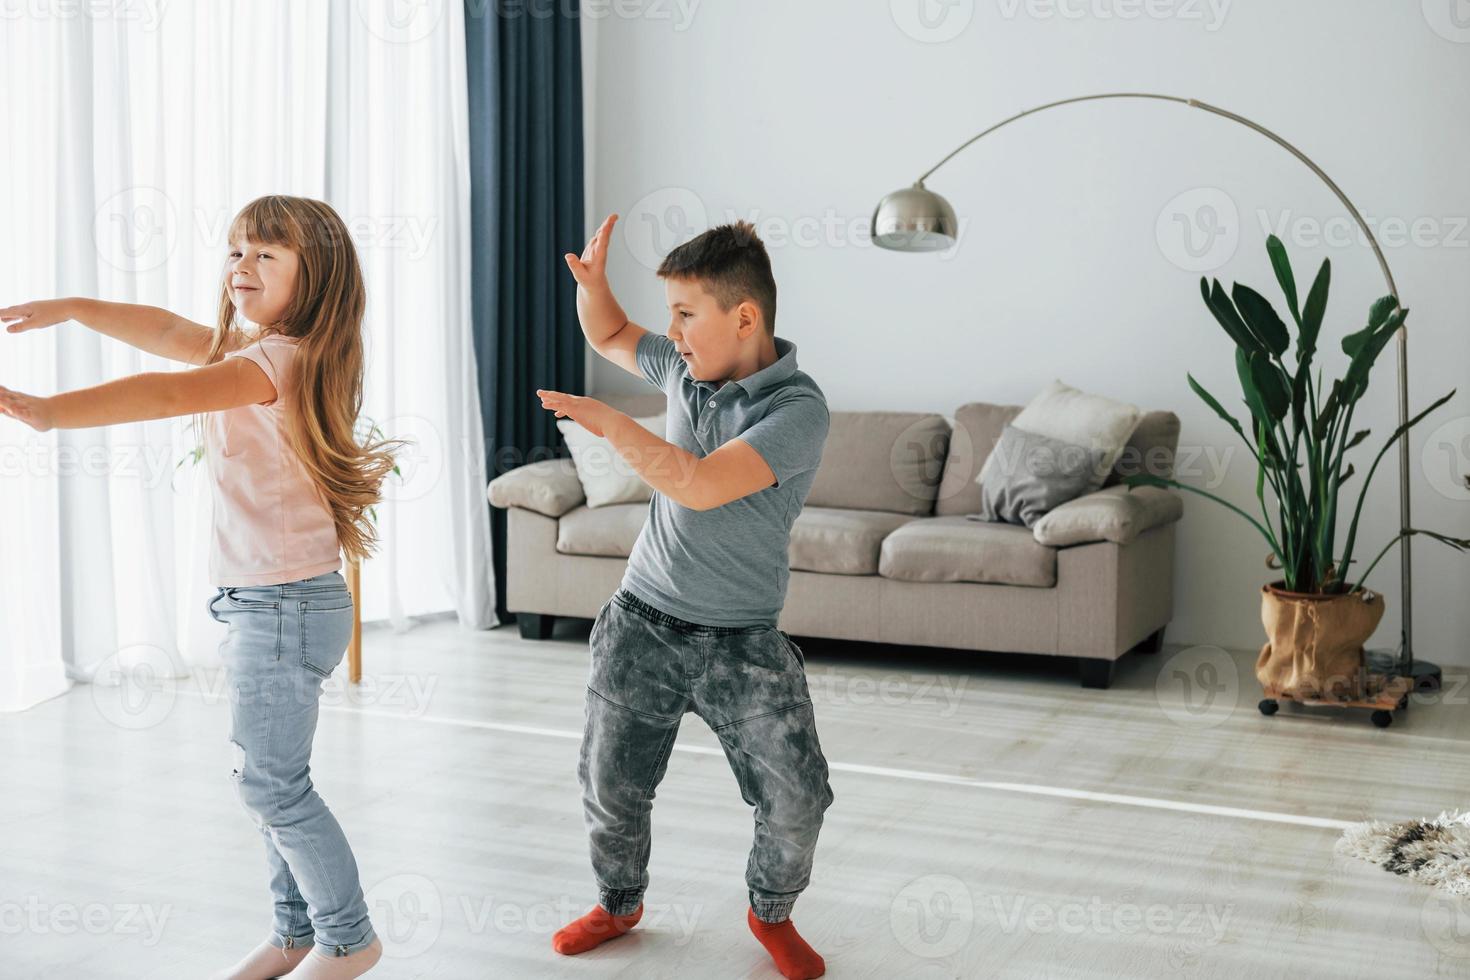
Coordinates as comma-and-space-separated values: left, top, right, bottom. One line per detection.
1032, 485, 1182, 547
487, 458, 586, 518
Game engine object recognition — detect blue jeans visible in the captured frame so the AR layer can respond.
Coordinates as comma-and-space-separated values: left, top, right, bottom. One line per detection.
206, 570, 376, 957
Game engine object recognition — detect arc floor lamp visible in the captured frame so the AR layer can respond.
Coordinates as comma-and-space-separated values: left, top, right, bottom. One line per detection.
870, 91, 1436, 686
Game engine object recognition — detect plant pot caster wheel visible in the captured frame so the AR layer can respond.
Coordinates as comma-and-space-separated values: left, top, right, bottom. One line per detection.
1371, 709, 1394, 729
1258, 698, 1279, 716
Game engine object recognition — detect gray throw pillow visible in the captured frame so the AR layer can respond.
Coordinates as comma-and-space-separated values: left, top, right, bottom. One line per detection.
969, 424, 1108, 527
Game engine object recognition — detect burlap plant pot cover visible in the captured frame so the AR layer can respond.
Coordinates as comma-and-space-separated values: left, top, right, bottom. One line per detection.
1256, 582, 1385, 701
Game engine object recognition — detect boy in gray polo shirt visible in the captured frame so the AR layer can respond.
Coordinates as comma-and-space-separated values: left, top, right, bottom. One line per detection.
536, 216, 832, 979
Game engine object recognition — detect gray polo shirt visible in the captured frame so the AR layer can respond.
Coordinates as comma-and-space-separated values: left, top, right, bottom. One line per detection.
619, 331, 830, 627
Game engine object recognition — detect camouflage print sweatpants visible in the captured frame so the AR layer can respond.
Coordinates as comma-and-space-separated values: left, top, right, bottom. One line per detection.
578, 587, 835, 924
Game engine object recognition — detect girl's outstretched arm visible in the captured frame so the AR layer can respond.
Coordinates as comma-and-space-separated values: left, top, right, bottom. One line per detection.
0, 358, 277, 432
1, 298, 220, 365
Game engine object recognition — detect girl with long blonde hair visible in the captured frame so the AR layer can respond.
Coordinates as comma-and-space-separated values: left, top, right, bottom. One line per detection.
1, 195, 401, 980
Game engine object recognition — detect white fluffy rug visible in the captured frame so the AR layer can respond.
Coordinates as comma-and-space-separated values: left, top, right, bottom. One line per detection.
1337, 811, 1470, 896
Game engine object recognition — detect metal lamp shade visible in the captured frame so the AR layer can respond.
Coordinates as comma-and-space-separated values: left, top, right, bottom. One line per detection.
870, 184, 959, 252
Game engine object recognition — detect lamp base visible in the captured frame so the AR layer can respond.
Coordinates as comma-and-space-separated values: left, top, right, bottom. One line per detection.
1405, 660, 1442, 694
1366, 649, 1442, 695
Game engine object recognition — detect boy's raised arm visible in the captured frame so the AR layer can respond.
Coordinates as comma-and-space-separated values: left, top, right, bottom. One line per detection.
565, 213, 650, 380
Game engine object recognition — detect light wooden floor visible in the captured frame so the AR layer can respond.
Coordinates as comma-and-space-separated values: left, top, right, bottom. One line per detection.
4, 616, 1469, 979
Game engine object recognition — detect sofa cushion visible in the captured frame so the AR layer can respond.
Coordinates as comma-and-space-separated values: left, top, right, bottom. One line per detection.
555, 502, 648, 557
487, 458, 586, 518
807, 411, 950, 516
557, 413, 665, 508
1031, 485, 1183, 546
975, 424, 1109, 526
878, 516, 1057, 587
934, 402, 1022, 517
1103, 410, 1182, 486
789, 507, 920, 575
1010, 380, 1141, 486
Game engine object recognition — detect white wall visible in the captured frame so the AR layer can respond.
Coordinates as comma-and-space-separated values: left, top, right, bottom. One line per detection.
583, 0, 1470, 663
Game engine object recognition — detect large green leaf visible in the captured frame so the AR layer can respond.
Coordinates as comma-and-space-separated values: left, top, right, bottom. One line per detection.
1248, 351, 1291, 421
1188, 373, 1247, 439
1337, 388, 1456, 588
1254, 417, 1270, 498
1266, 234, 1300, 325
1290, 367, 1310, 430
1202, 278, 1266, 355
1343, 308, 1408, 399
1232, 282, 1291, 357
1343, 294, 1399, 357
1236, 349, 1285, 467
1299, 258, 1330, 362
1235, 347, 1265, 419
1313, 380, 1342, 442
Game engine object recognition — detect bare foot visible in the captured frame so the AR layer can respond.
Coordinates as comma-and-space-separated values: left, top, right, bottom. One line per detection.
211, 939, 312, 980
281, 938, 383, 979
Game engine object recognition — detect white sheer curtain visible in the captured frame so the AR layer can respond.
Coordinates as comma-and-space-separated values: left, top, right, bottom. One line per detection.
0, 3, 495, 713
326, 3, 497, 631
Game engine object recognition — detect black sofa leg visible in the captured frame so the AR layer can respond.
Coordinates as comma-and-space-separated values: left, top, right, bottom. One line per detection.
1135, 627, 1165, 654
1078, 657, 1116, 689
517, 612, 556, 640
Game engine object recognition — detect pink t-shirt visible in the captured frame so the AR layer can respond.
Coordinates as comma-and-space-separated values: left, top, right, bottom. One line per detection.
206, 334, 343, 586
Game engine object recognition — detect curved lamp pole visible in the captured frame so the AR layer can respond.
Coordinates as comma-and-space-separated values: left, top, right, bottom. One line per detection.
871, 91, 1429, 683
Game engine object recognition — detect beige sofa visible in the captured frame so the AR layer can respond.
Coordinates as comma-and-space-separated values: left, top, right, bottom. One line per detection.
488, 393, 1183, 688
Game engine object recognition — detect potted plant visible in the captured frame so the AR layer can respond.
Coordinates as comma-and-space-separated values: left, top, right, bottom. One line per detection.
1127, 234, 1468, 701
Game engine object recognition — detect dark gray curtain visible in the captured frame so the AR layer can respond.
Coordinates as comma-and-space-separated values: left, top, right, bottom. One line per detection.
466, 0, 585, 623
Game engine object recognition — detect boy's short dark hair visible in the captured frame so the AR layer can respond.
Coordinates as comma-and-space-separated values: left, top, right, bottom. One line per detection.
656, 220, 777, 335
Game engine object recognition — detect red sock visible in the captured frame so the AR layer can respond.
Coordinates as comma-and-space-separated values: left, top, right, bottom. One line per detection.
552, 903, 643, 955
747, 907, 825, 979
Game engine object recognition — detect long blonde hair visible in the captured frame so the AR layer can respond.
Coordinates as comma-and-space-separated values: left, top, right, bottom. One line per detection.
200, 195, 405, 561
